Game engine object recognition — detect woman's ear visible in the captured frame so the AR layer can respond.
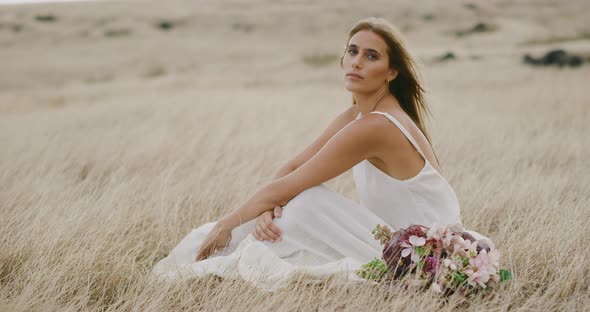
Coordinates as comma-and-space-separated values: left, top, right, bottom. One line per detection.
389, 68, 399, 81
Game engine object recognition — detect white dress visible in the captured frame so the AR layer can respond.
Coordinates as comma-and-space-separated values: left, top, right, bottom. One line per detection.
150, 111, 492, 291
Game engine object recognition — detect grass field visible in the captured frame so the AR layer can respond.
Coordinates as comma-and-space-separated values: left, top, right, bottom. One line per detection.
1, 0, 589, 310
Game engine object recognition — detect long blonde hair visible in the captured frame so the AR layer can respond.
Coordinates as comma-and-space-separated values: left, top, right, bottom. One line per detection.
340, 17, 440, 167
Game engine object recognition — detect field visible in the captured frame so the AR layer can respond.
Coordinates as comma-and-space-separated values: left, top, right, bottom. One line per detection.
1, 0, 589, 310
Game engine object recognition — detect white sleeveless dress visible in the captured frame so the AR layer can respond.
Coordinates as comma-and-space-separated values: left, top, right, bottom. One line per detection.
150, 111, 492, 291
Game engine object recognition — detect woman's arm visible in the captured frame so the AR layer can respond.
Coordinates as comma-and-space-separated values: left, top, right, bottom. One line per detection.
271, 162, 297, 181
195, 114, 387, 260
252, 108, 358, 239
271, 106, 357, 181
217, 114, 386, 231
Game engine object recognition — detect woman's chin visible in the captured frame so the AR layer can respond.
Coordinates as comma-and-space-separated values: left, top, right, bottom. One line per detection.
343, 83, 363, 93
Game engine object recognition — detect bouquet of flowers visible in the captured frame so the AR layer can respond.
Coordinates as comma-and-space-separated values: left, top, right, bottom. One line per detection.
355, 223, 512, 297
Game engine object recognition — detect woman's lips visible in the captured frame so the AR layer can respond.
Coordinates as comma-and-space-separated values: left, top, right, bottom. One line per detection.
346, 73, 363, 80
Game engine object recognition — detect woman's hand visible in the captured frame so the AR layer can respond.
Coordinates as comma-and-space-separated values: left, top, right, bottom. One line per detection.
252, 205, 283, 242
195, 223, 233, 262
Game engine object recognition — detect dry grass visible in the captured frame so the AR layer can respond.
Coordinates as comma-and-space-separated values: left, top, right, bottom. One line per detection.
1, 0, 589, 311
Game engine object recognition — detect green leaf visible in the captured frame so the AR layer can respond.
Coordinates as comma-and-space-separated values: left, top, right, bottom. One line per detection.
453, 272, 466, 284
372, 224, 382, 234
355, 258, 389, 281
416, 246, 424, 256
499, 269, 512, 282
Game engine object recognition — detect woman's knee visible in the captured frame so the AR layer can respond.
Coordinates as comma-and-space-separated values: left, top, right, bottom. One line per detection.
274, 185, 326, 229
285, 184, 326, 209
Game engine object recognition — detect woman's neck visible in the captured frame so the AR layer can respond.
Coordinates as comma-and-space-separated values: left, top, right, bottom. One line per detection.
354, 86, 394, 115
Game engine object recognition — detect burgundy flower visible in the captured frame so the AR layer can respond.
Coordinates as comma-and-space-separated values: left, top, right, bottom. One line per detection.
383, 230, 404, 266
476, 239, 492, 253
361, 222, 508, 297
423, 256, 439, 276
382, 229, 411, 278
426, 237, 444, 259
460, 231, 492, 253
405, 224, 428, 239
461, 231, 476, 243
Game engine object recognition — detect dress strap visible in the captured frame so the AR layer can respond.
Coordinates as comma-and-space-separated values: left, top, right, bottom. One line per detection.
367, 111, 427, 160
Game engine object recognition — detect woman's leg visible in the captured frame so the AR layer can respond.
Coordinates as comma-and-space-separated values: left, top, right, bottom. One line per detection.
152, 184, 388, 284
258, 184, 386, 265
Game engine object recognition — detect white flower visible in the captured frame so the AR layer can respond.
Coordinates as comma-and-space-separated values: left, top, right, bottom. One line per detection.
431, 282, 442, 293
450, 262, 457, 271
409, 235, 426, 246
401, 235, 426, 262
427, 223, 446, 240
443, 259, 452, 267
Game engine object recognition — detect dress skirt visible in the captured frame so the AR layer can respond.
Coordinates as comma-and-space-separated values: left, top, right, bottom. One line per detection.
150, 184, 388, 291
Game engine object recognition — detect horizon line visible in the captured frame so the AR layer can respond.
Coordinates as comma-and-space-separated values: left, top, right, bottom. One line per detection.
0, 0, 100, 5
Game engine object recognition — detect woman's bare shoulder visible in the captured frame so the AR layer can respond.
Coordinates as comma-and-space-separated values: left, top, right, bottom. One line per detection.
344, 105, 359, 121
328, 105, 360, 128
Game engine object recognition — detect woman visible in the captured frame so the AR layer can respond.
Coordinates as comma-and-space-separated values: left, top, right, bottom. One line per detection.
151, 17, 491, 291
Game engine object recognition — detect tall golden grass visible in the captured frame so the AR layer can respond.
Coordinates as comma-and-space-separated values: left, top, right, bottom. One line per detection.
1, 0, 589, 310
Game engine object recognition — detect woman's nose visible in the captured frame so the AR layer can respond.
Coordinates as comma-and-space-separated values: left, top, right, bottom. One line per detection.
351, 56, 361, 68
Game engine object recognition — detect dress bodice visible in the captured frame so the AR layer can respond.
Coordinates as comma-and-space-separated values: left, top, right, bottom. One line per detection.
352, 111, 462, 230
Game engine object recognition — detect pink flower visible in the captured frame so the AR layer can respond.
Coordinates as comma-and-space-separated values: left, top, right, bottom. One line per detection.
451, 235, 472, 250
492, 273, 500, 283
401, 235, 426, 262
464, 268, 491, 288
442, 230, 456, 248
463, 249, 502, 289
365, 222, 507, 297
469, 249, 500, 269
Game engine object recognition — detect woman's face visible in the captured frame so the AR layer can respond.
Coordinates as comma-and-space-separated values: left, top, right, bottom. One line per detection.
341, 29, 397, 93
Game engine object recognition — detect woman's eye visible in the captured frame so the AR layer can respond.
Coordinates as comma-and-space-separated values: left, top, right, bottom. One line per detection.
348, 49, 357, 55
368, 54, 378, 60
